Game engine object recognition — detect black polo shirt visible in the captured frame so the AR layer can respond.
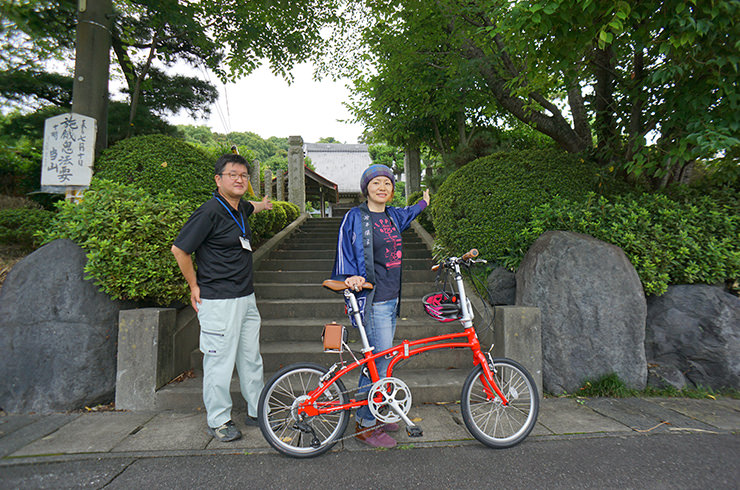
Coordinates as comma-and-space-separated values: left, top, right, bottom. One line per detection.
174, 194, 255, 299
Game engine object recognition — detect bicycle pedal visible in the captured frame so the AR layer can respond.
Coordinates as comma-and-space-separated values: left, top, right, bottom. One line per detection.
406, 425, 423, 438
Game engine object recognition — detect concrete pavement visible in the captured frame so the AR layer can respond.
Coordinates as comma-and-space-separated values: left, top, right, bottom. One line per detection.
2, 396, 738, 465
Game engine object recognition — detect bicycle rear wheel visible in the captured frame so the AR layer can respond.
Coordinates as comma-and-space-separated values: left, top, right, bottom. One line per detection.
461, 358, 539, 448
258, 362, 349, 458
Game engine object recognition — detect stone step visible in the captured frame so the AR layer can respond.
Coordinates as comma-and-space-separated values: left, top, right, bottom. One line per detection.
258, 257, 434, 271
260, 317, 461, 342
280, 235, 425, 247
258, 341, 473, 371
266, 248, 432, 260
275, 240, 429, 251
254, 269, 437, 284
190, 330, 475, 372
256, 281, 438, 300
257, 297, 430, 318
155, 367, 472, 409
299, 218, 342, 226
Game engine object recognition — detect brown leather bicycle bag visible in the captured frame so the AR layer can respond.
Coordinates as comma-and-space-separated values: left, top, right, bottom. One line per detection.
322, 322, 346, 352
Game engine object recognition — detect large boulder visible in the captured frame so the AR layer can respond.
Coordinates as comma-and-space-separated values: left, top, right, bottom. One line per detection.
516, 231, 647, 394
646, 285, 740, 390
486, 267, 516, 305
0, 239, 136, 413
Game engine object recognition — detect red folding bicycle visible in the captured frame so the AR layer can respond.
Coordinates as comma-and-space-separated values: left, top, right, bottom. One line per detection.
257, 249, 539, 457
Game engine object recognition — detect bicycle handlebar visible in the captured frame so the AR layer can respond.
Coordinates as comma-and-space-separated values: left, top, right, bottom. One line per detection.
431, 249, 486, 271
462, 249, 479, 261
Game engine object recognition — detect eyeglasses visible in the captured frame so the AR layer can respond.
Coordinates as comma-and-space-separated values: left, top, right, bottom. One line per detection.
220, 172, 249, 181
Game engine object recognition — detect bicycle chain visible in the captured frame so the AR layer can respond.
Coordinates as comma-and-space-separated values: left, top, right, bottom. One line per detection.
287, 375, 401, 445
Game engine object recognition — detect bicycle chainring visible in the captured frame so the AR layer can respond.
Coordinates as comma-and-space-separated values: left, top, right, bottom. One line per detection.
367, 377, 412, 423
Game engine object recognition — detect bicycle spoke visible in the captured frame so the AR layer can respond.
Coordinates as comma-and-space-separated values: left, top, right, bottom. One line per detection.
462, 361, 539, 448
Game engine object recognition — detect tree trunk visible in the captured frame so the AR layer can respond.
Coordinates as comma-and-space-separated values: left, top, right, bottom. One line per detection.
627, 48, 645, 161
127, 30, 161, 137
404, 144, 422, 197
72, 0, 112, 157
592, 46, 618, 161
461, 42, 590, 154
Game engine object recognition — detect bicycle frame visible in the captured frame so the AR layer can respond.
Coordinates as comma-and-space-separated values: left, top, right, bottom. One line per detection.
296, 260, 509, 419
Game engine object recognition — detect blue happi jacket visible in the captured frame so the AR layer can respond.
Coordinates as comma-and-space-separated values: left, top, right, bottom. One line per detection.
331, 200, 427, 322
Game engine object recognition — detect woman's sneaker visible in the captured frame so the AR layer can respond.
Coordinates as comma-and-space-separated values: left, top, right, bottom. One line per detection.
376, 421, 400, 432
354, 422, 397, 448
207, 420, 242, 442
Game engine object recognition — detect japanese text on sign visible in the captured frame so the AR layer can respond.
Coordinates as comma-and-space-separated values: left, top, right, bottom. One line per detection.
42, 113, 96, 187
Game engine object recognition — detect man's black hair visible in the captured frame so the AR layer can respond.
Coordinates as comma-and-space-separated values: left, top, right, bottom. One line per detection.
214, 154, 251, 176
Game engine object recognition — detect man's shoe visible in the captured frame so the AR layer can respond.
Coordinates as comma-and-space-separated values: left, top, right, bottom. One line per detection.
354, 422, 397, 448
245, 415, 259, 427
207, 420, 242, 442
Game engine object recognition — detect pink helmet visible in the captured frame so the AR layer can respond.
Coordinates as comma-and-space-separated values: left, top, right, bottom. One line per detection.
422, 292, 462, 322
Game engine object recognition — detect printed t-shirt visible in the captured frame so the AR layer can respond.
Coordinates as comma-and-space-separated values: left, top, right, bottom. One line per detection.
370, 211, 402, 302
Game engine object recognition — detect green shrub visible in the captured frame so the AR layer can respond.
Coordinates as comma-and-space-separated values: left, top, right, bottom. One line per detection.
502, 191, 740, 295
0, 144, 41, 197
40, 179, 195, 304
432, 149, 600, 261
281, 200, 300, 223
249, 200, 300, 244
0, 207, 54, 248
94, 134, 215, 205
38, 180, 303, 304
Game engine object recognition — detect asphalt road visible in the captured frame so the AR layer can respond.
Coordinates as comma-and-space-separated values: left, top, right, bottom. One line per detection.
1, 433, 738, 489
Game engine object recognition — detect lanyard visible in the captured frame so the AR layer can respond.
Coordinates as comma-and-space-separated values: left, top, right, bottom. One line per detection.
214, 194, 246, 236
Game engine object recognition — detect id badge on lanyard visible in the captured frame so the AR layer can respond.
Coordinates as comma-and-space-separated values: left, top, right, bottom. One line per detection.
215, 194, 251, 251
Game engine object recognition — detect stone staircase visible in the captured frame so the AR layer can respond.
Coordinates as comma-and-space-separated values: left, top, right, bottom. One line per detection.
157, 217, 472, 410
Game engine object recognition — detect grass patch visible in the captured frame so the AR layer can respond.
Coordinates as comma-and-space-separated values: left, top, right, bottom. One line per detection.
577, 373, 639, 398
556, 372, 738, 400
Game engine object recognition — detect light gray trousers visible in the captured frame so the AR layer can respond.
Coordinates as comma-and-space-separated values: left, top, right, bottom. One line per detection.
197, 294, 264, 428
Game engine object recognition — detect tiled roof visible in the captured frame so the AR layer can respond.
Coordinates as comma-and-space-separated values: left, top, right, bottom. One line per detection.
304, 143, 371, 193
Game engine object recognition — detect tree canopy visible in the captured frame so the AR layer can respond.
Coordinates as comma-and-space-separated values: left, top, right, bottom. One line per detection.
324, 0, 739, 188
1, 0, 341, 139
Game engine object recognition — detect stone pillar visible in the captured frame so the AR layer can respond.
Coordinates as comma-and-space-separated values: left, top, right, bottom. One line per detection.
276, 170, 285, 201
263, 168, 272, 199
116, 308, 177, 410
492, 306, 543, 401
404, 144, 422, 198
288, 135, 305, 212
250, 159, 260, 196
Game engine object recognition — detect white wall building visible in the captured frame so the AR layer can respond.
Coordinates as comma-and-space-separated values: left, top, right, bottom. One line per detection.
303, 143, 371, 195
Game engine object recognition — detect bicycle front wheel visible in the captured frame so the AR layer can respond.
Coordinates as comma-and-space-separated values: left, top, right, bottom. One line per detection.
258, 362, 349, 458
461, 358, 539, 448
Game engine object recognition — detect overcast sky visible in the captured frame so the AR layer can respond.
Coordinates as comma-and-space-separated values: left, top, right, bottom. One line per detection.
166, 63, 366, 145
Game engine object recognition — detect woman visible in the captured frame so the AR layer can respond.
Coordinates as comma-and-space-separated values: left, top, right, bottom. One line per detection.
331, 164, 430, 448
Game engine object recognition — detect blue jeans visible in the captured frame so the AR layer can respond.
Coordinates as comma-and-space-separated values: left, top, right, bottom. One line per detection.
356, 298, 398, 425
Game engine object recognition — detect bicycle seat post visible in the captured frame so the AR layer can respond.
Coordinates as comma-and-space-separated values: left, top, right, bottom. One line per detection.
343, 289, 374, 353
452, 261, 475, 328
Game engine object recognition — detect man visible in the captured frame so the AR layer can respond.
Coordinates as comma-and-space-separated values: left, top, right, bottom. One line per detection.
171, 153, 272, 442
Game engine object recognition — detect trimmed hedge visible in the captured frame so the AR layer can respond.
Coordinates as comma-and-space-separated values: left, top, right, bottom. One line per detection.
502, 191, 740, 295
40, 179, 195, 304
94, 134, 215, 205
39, 179, 302, 304
432, 149, 600, 261
250, 200, 300, 244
